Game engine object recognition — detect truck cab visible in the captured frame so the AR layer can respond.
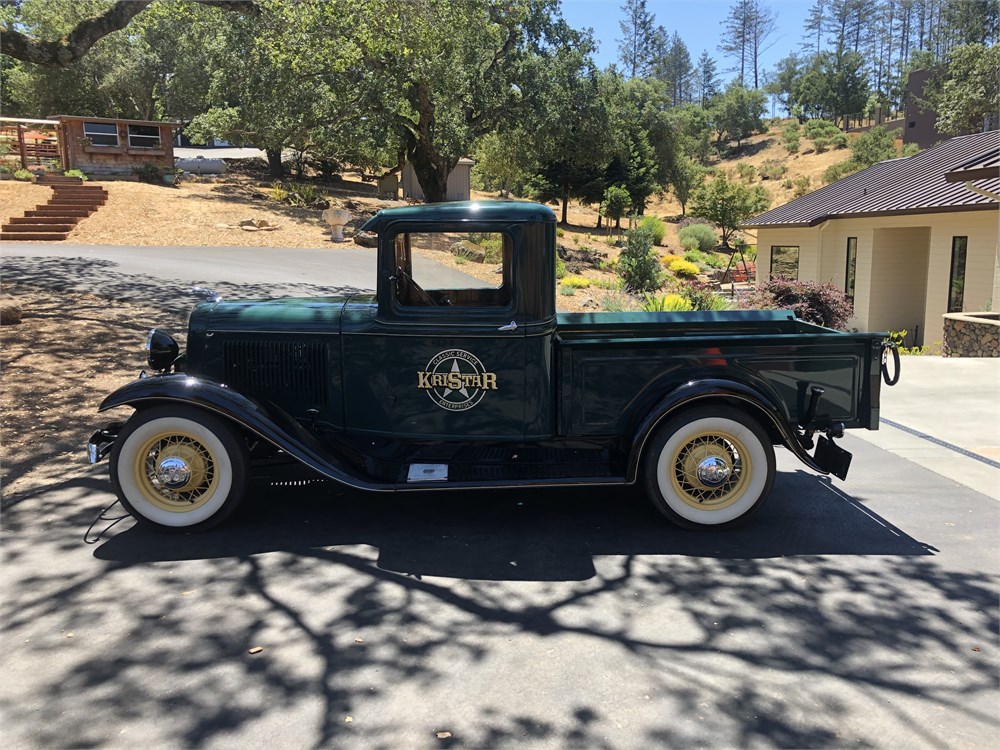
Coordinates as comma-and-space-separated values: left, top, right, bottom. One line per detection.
89, 201, 896, 533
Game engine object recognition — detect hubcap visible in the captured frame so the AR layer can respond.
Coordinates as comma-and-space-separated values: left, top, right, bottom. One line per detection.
669, 430, 752, 510
156, 456, 192, 489
133, 432, 218, 513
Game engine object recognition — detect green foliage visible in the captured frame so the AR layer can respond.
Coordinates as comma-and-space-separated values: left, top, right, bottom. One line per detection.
556, 227, 565, 238
13, 169, 33, 181
269, 183, 289, 203
711, 82, 767, 151
689, 174, 770, 247
600, 185, 632, 229
782, 178, 794, 190
924, 44, 1000, 136
642, 293, 693, 312
823, 161, 861, 184
901, 143, 922, 157
759, 160, 787, 181
792, 175, 812, 197
683, 249, 708, 265
664, 154, 705, 215
558, 284, 577, 296
638, 215, 666, 245
782, 122, 801, 154
668, 258, 701, 277
555, 257, 567, 280
63, 169, 88, 181
888, 330, 940, 356
831, 132, 848, 149
795, 52, 869, 122
131, 164, 161, 182
851, 126, 899, 168
677, 223, 718, 252
472, 131, 534, 198
600, 289, 640, 312
736, 162, 757, 181
803, 119, 841, 140
618, 226, 663, 293
680, 280, 731, 311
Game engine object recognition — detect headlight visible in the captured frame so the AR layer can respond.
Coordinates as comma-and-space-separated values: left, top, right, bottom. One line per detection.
146, 328, 179, 371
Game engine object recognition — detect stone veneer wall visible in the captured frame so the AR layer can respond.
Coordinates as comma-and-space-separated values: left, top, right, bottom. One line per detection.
942, 313, 1000, 357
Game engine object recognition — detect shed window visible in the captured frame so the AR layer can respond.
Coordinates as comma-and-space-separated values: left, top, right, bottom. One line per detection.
127, 124, 161, 149
845, 237, 857, 304
83, 121, 118, 147
770, 245, 799, 279
393, 231, 511, 308
948, 237, 968, 313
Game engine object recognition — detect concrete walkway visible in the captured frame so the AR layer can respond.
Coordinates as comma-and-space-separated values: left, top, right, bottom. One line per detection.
854, 356, 1000, 497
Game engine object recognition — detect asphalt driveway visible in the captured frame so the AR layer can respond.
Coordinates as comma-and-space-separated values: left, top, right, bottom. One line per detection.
2, 243, 998, 748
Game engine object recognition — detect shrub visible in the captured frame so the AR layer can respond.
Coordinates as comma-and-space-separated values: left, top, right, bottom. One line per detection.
555, 257, 567, 279
680, 280, 731, 311
831, 132, 848, 149
782, 178, 794, 190
703, 252, 725, 269
677, 223, 718, 252
660, 253, 684, 266
600, 185, 632, 229
823, 160, 861, 184
600, 289, 640, 312
643, 293, 693, 312
13, 169, 33, 181
63, 169, 88, 181
782, 123, 801, 154
851, 125, 900, 167
617, 226, 663, 292
813, 136, 831, 153
901, 143, 922, 157
131, 163, 161, 182
740, 277, 854, 329
683, 249, 708, 265
792, 175, 812, 197
760, 160, 787, 180
639, 215, 666, 245
736, 162, 757, 181
668, 258, 701, 277
556, 227, 565, 238
804, 119, 841, 140
676, 216, 713, 232
269, 183, 290, 202
558, 284, 576, 296
561, 274, 591, 288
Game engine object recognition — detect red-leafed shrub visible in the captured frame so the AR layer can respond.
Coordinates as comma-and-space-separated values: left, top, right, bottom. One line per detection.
739, 277, 854, 330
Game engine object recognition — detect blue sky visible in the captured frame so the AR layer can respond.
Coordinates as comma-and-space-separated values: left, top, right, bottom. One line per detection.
560, 0, 812, 81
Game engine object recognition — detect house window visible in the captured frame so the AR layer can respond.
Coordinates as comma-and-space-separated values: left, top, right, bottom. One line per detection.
127, 124, 161, 149
83, 121, 119, 147
770, 246, 799, 279
393, 231, 512, 308
845, 237, 857, 304
948, 237, 968, 313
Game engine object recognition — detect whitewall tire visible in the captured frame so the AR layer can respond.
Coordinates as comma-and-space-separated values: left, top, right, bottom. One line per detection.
642, 405, 775, 529
110, 405, 249, 531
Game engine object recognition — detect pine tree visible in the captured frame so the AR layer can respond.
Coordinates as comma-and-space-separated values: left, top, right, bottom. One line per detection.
719, 0, 752, 85
617, 0, 661, 78
748, 0, 779, 89
694, 51, 721, 107
656, 33, 694, 105
803, 0, 827, 54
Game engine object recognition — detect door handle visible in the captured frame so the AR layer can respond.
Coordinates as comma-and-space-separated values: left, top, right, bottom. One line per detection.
498, 320, 517, 332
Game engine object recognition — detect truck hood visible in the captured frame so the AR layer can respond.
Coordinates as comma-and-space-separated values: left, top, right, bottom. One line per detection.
190, 294, 374, 334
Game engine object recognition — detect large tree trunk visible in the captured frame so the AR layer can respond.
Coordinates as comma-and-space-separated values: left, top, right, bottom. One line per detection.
265, 148, 284, 179
408, 140, 451, 203
560, 180, 569, 225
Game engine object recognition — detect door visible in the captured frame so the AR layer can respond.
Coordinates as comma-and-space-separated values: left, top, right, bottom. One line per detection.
341, 227, 526, 439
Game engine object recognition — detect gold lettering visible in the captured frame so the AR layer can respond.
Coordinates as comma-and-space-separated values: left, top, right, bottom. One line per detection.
482, 372, 498, 390
447, 372, 462, 390
417, 371, 432, 389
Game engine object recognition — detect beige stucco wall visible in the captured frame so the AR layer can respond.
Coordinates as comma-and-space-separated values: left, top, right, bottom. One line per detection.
754, 208, 999, 344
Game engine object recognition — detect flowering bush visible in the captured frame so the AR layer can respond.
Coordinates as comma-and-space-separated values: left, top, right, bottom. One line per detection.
740, 277, 854, 329
668, 259, 701, 277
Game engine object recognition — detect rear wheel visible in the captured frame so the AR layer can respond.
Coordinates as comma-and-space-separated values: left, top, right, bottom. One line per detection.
642, 405, 775, 529
110, 405, 249, 531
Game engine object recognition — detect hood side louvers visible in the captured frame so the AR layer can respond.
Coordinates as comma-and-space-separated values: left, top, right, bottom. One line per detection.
224, 340, 328, 406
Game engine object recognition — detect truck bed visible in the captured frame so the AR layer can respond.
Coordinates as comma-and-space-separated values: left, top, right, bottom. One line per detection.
554, 310, 883, 437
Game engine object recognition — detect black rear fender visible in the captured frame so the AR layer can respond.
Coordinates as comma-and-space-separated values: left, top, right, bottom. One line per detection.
626, 378, 826, 482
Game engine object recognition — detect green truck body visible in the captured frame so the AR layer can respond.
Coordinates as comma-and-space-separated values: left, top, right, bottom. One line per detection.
89, 201, 894, 531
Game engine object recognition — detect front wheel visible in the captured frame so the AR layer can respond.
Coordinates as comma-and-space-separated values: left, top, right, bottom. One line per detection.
110, 405, 249, 531
642, 406, 775, 530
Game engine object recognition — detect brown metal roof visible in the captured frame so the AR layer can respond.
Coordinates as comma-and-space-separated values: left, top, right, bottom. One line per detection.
744, 130, 1000, 228
944, 149, 1000, 182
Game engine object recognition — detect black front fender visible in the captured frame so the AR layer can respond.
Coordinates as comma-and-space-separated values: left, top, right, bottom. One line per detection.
99, 375, 388, 492
626, 378, 827, 483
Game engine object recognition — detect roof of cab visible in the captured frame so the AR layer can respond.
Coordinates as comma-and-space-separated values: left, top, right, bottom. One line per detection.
361, 200, 556, 233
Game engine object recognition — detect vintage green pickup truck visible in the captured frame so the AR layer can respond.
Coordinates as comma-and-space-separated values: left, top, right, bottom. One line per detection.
89, 201, 898, 531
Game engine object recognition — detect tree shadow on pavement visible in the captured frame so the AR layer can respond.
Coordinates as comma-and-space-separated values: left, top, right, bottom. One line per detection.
3, 467, 996, 749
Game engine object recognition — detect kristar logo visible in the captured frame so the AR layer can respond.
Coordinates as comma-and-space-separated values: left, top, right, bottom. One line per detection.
417, 349, 497, 411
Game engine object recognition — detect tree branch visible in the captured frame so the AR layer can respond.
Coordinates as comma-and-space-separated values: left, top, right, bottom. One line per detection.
1, 0, 260, 67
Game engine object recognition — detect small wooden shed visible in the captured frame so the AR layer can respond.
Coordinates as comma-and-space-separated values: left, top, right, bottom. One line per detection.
401, 157, 474, 201
53, 115, 179, 176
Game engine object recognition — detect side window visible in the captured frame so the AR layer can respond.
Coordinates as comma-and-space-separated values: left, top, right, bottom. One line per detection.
83, 121, 119, 147
393, 231, 512, 308
948, 236, 968, 313
844, 237, 857, 304
770, 245, 799, 279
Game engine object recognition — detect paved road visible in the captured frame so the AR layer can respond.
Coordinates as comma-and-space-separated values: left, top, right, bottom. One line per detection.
2, 243, 998, 748
1, 440, 997, 749
1, 242, 484, 316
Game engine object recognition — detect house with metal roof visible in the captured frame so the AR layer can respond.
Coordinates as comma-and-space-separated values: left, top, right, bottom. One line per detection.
744, 131, 999, 347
